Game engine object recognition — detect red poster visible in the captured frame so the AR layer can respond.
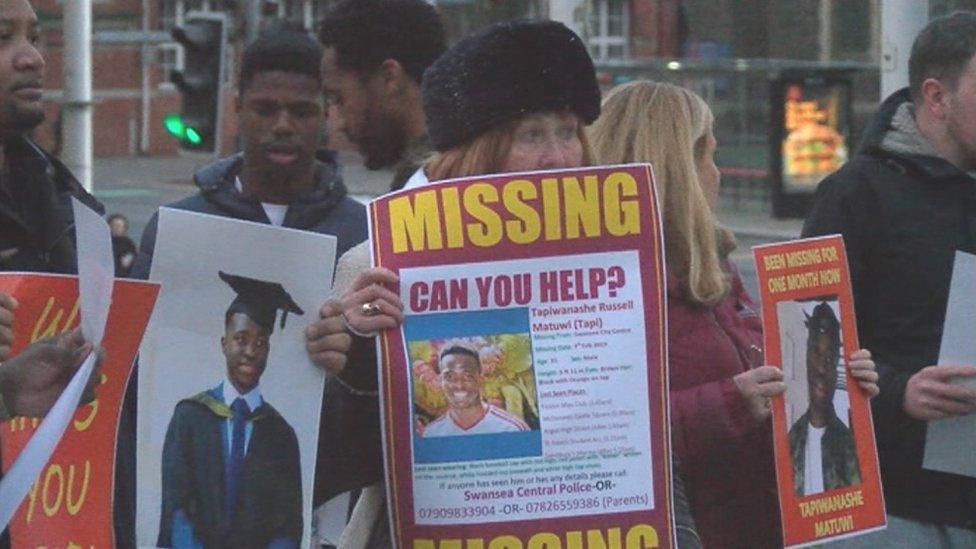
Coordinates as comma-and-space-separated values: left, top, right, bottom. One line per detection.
369, 165, 674, 548
753, 236, 885, 547
0, 273, 159, 548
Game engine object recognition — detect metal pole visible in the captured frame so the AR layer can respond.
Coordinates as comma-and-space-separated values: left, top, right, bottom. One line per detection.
881, 0, 928, 99
62, 0, 93, 191
245, 0, 262, 44
140, 0, 151, 154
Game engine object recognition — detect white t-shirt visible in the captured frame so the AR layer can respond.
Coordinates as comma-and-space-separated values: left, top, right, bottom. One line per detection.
423, 403, 529, 437
803, 423, 827, 496
235, 177, 288, 226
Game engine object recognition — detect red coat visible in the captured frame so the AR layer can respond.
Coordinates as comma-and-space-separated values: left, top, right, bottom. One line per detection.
667, 263, 781, 548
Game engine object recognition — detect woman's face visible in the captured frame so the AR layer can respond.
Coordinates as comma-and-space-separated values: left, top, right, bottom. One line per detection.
501, 112, 584, 172
697, 128, 721, 208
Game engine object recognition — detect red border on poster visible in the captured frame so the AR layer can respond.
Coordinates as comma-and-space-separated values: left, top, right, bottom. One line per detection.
368, 164, 674, 548
0, 273, 159, 548
753, 235, 885, 547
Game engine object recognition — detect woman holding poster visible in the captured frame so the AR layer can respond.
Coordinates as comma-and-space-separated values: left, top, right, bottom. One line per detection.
331, 22, 700, 548
588, 80, 880, 547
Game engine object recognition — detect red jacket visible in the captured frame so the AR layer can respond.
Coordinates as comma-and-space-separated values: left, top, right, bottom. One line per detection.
668, 263, 781, 548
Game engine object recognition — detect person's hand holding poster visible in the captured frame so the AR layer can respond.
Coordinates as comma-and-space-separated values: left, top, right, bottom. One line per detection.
369, 164, 674, 547
754, 235, 885, 547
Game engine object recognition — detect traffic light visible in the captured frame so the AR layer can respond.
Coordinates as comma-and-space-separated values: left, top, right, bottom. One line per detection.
167, 13, 227, 153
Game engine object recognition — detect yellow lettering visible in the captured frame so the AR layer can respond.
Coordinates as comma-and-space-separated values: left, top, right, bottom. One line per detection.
587, 527, 622, 549
541, 177, 562, 240
604, 172, 640, 236
25, 480, 39, 523
563, 176, 601, 239
442, 187, 464, 249
65, 461, 91, 515
464, 184, 503, 247
503, 180, 541, 244
625, 525, 659, 548
389, 191, 443, 253
527, 533, 561, 549
42, 465, 64, 517
488, 536, 522, 549
73, 373, 107, 432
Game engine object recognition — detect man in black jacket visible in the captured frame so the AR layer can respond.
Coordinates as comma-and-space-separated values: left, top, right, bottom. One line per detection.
118, 26, 369, 547
0, 1, 105, 547
804, 11, 976, 545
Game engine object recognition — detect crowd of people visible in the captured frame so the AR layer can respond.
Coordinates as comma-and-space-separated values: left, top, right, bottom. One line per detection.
1, 0, 975, 547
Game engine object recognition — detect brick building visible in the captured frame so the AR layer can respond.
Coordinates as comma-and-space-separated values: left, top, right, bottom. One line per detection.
32, 0, 892, 160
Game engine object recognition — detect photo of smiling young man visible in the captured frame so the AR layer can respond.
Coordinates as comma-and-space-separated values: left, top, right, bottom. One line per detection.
422, 344, 529, 438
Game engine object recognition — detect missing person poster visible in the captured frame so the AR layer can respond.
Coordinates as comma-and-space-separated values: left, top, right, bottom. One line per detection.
369, 164, 674, 548
136, 209, 336, 548
753, 235, 885, 547
0, 273, 159, 547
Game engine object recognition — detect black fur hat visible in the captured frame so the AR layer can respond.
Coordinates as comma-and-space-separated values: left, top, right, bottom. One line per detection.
422, 20, 601, 152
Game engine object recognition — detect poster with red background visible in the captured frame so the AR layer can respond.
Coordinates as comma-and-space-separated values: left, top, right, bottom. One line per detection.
754, 235, 885, 547
369, 164, 674, 548
0, 273, 158, 548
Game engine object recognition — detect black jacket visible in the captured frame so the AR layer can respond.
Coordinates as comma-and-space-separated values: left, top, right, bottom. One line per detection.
803, 88, 976, 528
0, 136, 103, 273
116, 151, 375, 547
0, 135, 102, 549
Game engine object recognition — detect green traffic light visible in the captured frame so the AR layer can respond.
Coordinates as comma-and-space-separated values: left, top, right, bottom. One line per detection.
185, 127, 203, 145
164, 113, 186, 138
164, 113, 204, 146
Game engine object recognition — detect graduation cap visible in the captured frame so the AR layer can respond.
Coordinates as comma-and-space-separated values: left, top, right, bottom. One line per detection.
218, 271, 305, 332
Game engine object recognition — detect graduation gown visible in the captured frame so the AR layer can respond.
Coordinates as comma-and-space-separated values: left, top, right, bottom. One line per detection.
157, 389, 302, 548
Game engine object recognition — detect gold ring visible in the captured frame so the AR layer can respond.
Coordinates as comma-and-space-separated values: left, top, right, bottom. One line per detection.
361, 302, 381, 316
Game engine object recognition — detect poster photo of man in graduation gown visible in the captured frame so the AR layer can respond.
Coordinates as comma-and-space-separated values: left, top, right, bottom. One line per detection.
136, 209, 337, 548
157, 272, 304, 548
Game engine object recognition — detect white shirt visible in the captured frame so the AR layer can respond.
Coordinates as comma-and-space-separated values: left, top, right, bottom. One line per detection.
402, 168, 430, 190
423, 403, 529, 437
803, 422, 827, 496
221, 379, 264, 454
235, 177, 288, 226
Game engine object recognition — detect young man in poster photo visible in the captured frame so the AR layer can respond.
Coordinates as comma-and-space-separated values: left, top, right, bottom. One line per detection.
788, 302, 861, 496
157, 273, 304, 548
422, 345, 529, 437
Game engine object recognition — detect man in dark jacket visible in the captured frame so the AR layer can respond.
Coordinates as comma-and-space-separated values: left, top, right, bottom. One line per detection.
0, 1, 105, 547
312, 2, 445, 546
803, 11, 976, 545
118, 26, 368, 547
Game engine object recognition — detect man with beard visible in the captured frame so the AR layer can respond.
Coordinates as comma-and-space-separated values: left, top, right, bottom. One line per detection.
318, 0, 445, 191
157, 272, 303, 548
309, 4, 445, 545
787, 302, 860, 497
804, 12, 976, 545
0, 2, 105, 546
122, 25, 366, 547
423, 345, 528, 437
0, 0, 103, 272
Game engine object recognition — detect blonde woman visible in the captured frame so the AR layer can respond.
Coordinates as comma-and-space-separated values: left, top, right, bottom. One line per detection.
588, 80, 879, 548
320, 26, 700, 549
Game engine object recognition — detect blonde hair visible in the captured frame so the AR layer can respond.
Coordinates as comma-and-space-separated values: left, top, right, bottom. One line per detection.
589, 80, 731, 306
425, 113, 594, 181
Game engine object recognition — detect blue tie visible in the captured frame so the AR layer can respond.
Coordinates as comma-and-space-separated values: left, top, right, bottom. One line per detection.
225, 397, 249, 521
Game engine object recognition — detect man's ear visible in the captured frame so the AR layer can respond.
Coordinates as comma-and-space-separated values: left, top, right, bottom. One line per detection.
377, 58, 409, 93
921, 78, 949, 119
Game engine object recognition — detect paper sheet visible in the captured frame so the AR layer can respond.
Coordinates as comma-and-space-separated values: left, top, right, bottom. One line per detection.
923, 251, 976, 477
0, 198, 114, 530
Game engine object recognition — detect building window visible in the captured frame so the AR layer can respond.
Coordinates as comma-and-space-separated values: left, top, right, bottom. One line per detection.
588, 0, 629, 61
